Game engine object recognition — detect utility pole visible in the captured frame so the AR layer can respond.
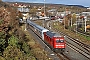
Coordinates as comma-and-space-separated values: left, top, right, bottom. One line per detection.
24, 19, 27, 31
71, 16, 72, 27
44, 0, 46, 17
64, 10, 66, 30
84, 16, 87, 32
43, 0, 46, 28
76, 20, 77, 34
64, 17, 65, 30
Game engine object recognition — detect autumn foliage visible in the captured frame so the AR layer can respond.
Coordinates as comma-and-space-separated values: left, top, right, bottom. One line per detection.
0, 1, 26, 59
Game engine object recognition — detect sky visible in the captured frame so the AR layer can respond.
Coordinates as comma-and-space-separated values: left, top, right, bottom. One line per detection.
2, 0, 90, 7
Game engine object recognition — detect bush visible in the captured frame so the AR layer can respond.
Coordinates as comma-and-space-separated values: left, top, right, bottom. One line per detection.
8, 35, 18, 46
22, 42, 31, 54
3, 45, 26, 60
0, 56, 5, 60
0, 32, 6, 55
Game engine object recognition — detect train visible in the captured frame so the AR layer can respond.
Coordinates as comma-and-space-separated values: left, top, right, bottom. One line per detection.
27, 20, 66, 52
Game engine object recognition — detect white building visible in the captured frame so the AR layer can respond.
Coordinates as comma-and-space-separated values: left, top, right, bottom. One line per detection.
82, 12, 90, 16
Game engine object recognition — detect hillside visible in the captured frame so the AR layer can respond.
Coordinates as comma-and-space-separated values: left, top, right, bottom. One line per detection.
7, 2, 86, 8
0, 1, 50, 60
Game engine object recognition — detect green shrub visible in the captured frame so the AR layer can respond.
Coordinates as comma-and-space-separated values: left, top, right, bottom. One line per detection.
8, 35, 18, 46
3, 45, 26, 60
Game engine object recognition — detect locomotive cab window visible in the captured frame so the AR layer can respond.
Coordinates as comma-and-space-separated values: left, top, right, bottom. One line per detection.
56, 40, 59, 43
56, 39, 64, 43
60, 40, 64, 43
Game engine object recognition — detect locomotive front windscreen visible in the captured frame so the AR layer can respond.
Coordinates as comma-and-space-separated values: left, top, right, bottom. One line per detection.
56, 39, 64, 43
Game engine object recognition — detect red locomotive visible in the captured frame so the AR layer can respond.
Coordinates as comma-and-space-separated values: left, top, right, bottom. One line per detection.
27, 20, 66, 52
44, 31, 65, 52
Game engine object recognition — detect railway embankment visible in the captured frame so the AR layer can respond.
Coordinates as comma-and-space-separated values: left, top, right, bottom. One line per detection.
21, 24, 52, 60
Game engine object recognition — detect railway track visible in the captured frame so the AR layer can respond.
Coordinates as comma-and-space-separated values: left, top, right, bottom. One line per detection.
53, 28, 90, 60
27, 24, 70, 60
33, 30, 70, 60
56, 52, 71, 60
28, 20, 90, 60
67, 41, 90, 59
43, 20, 90, 60
73, 29, 90, 37
67, 35, 90, 53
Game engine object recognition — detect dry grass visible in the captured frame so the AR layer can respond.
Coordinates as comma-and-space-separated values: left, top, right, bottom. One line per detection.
21, 24, 52, 60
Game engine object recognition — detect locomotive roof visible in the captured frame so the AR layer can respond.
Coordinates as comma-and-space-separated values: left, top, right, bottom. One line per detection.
46, 31, 62, 38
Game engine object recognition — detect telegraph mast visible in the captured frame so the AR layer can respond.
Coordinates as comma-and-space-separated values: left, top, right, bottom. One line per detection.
44, 0, 45, 17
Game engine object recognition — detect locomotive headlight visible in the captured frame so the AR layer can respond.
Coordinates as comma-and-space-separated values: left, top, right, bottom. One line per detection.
56, 45, 64, 46
56, 45, 59, 46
